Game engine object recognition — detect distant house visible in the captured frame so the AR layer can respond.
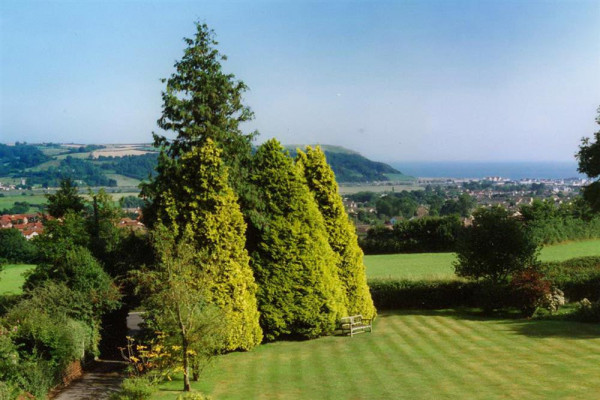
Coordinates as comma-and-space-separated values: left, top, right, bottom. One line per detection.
118, 217, 146, 231
0, 213, 44, 239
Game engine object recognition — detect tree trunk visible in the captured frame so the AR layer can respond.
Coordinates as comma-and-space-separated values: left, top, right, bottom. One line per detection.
182, 335, 191, 391
191, 356, 199, 381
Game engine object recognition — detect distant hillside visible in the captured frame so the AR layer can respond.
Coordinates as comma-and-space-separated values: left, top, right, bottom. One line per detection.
285, 145, 409, 182
0, 142, 410, 187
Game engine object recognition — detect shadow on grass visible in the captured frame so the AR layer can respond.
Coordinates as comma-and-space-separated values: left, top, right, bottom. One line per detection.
503, 318, 600, 339
378, 308, 600, 339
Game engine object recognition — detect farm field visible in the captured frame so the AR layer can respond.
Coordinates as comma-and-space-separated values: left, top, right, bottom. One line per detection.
105, 173, 142, 187
154, 310, 600, 399
364, 239, 600, 280
0, 193, 47, 213
0, 264, 34, 295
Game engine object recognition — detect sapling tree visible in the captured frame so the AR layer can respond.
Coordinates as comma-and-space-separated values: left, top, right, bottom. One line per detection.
138, 224, 225, 392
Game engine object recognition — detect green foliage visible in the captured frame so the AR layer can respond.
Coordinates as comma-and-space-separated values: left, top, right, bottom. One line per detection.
45, 178, 85, 218
3, 305, 92, 380
142, 21, 256, 213
142, 140, 261, 351
137, 225, 227, 390
111, 376, 156, 400
25, 245, 121, 325
521, 198, 600, 244
368, 278, 479, 309
0, 229, 36, 264
360, 215, 464, 254
439, 193, 475, 217
454, 206, 539, 284
296, 146, 375, 319
120, 195, 146, 209
540, 256, 600, 301
0, 143, 50, 174
249, 139, 346, 340
100, 153, 158, 181
577, 106, 600, 212
87, 189, 123, 272
24, 156, 117, 187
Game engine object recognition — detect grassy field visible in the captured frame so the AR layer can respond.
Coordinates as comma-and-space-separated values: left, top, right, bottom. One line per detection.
154, 310, 600, 399
105, 173, 142, 187
0, 193, 47, 212
0, 264, 34, 295
364, 239, 600, 280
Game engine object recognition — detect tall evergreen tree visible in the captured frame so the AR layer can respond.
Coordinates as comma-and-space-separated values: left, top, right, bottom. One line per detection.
249, 139, 346, 341
297, 146, 376, 319
153, 139, 262, 351
141, 22, 257, 226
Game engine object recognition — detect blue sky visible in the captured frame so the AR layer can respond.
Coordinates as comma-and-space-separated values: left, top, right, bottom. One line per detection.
1, 0, 599, 162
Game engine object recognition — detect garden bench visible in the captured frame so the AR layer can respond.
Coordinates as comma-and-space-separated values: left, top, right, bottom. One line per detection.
340, 315, 372, 336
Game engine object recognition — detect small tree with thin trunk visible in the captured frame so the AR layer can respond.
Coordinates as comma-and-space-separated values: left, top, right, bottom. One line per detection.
138, 224, 225, 392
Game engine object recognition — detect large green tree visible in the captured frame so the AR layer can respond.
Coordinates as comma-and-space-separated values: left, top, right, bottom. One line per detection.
142, 22, 257, 226
147, 139, 262, 351
249, 139, 346, 341
296, 146, 376, 319
454, 206, 539, 284
577, 106, 600, 212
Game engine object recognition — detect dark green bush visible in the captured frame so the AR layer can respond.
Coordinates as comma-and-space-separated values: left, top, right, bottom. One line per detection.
3, 304, 93, 383
573, 298, 600, 322
368, 279, 480, 309
540, 257, 600, 301
361, 216, 464, 254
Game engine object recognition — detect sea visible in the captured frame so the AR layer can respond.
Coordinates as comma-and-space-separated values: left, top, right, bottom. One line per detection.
389, 161, 585, 180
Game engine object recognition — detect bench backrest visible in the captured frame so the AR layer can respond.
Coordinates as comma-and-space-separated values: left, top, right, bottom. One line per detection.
341, 315, 363, 325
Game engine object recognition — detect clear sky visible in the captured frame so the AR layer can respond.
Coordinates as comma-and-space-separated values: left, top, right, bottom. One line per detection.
1, 0, 599, 162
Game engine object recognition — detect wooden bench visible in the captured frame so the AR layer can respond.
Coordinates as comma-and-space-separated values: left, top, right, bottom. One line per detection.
340, 315, 372, 336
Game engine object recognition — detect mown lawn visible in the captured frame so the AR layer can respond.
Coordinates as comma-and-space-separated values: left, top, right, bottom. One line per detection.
0, 264, 34, 295
154, 310, 600, 399
364, 239, 600, 280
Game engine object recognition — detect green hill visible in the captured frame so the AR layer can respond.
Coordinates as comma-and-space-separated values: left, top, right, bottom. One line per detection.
286, 145, 410, 182
0, 143, 410, 186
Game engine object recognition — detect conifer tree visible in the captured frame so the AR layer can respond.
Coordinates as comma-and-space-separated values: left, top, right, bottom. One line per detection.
249, 139, 346, 341
152, 139, 262, 351
142, 22, 257, 226
297, 146, 376, 319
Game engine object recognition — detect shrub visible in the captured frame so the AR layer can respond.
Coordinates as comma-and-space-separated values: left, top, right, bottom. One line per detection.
111, 377, 155, 400
541, 257, 600, 301
0, 381, 20, 400
4, 306, 92, 377
539, 288, 566, 314
0, 228, 37, 263
510, 268, 552, 317
368, 279, 480, 310
455, 206, 539, 284
573, 298, 600, 322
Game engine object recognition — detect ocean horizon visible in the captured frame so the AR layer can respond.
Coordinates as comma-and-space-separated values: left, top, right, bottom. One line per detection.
389, 161, 585, 180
